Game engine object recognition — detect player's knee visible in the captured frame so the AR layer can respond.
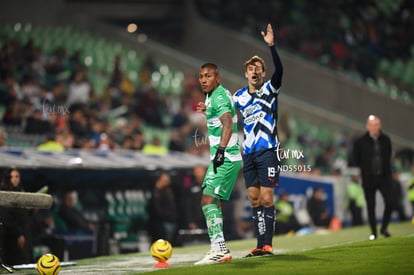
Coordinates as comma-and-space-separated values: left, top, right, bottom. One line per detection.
261, 188, 274, 207
247, 188, 260, 207
201, 195, 222, 207
200, 195, 215, 206
249, 197, 261, 208
261, 197, 274, 208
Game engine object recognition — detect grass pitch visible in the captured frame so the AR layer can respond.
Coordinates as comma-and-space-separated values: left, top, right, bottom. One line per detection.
4, 221, 413, 274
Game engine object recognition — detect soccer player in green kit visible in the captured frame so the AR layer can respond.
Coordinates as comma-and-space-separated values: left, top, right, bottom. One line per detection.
194, 63, 242, 265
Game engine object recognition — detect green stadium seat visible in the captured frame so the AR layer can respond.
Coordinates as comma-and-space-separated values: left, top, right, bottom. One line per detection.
389, 59, 404, 81
401, 64, 414, 88
378, 58, 390, 75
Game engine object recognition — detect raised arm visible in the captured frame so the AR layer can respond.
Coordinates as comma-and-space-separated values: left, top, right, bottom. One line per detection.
261, 23, 283, 89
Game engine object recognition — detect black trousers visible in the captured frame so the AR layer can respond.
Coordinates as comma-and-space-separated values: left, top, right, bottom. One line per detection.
349, 200, 363, 226
362, 176, 394, 235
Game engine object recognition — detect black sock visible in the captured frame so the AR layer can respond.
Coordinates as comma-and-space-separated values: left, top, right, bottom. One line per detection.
252, 206, 264, 248
263, 205, 275, 246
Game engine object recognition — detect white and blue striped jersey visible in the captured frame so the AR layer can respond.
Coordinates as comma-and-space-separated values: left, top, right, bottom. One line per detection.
233, 81, 280, 155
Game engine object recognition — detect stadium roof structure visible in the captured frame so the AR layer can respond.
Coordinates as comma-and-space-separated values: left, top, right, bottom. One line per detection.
0, 148, 209, 170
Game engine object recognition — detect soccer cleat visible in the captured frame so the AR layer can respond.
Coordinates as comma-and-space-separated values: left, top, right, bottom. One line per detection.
194, 250, 232, 265
380, 229, 391, 238
244, 248, 265, 258
262, 245, 273, 256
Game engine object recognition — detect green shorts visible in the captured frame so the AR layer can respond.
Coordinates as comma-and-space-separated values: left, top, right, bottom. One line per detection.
202, 159, 242, 200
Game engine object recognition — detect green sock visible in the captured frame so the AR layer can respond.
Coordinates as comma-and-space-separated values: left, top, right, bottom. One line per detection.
202, 204, 228, 252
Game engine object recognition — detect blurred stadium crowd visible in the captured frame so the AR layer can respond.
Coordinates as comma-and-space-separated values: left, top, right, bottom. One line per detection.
0, 24, 210, 157
0, 16, 413, 176
196, 0, 414, 104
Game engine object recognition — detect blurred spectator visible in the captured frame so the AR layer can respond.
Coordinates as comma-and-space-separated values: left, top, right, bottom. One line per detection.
68, 105, 89, 142
182, 165, 207, 230
129, 130, 146, 150
1, 76, 23, 106
346, 174, 365, 226
169, 121, 197, 153
139, 55, 156, 85
121, 135, 135, 150
109, 54, 123, 89
56, 129, 75, 149
391, 170, 407, 221
30, 208, 66, 260
39, 82, 67, 109
147, 172, 178, 244
58, 191, 95, 232
394, 148, 414, 171
275, 191, 301, 235
306, 187, 332, 228
0, 167, 33, 265
49, 81, 67, 106
97, 132, 115, 152
24, 108, 54, 135
135, 87, 166, 128
68, 50, 83, 72
89, 117, 105, 146
20, 73, 41, 107
168, 129, 186, 152
44, 47, 67, 84
0, 127, 6, 147
2, 100, 23, 126
195, 1, 414, 93
37, 132, 65, 152
170, 105, 190, 129
66, 69, 94, 106
314, 145, 335, 174
109, 54, 135, 96
142, 136, 168, 155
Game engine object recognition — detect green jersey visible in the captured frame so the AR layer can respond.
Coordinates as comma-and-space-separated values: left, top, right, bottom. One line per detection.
205, 84, 242, 162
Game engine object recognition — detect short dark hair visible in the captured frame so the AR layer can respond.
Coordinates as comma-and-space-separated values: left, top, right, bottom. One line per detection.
200, 63, 219, 74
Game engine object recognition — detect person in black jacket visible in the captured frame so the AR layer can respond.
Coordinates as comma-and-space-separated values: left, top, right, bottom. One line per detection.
147, 172, 178, 244
183, 165, 207, 230
306, 187, 332, 228
58, 191, 95, 232
0, 167, 33, 265
353, 115, 394, 240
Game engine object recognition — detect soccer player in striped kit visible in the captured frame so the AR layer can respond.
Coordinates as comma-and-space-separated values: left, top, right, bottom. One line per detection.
233, 23, 283, 257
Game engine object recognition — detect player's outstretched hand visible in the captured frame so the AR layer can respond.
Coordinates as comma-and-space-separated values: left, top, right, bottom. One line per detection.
213, 146, 225, 173
196, 102, 207, 114
261, 23, 274, 47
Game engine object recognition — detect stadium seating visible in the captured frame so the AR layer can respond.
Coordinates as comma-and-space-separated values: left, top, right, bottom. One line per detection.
0, 23, 182, 99
104, 189, 148, 252
194, 0, 414, 105
0, 22, 370, 172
